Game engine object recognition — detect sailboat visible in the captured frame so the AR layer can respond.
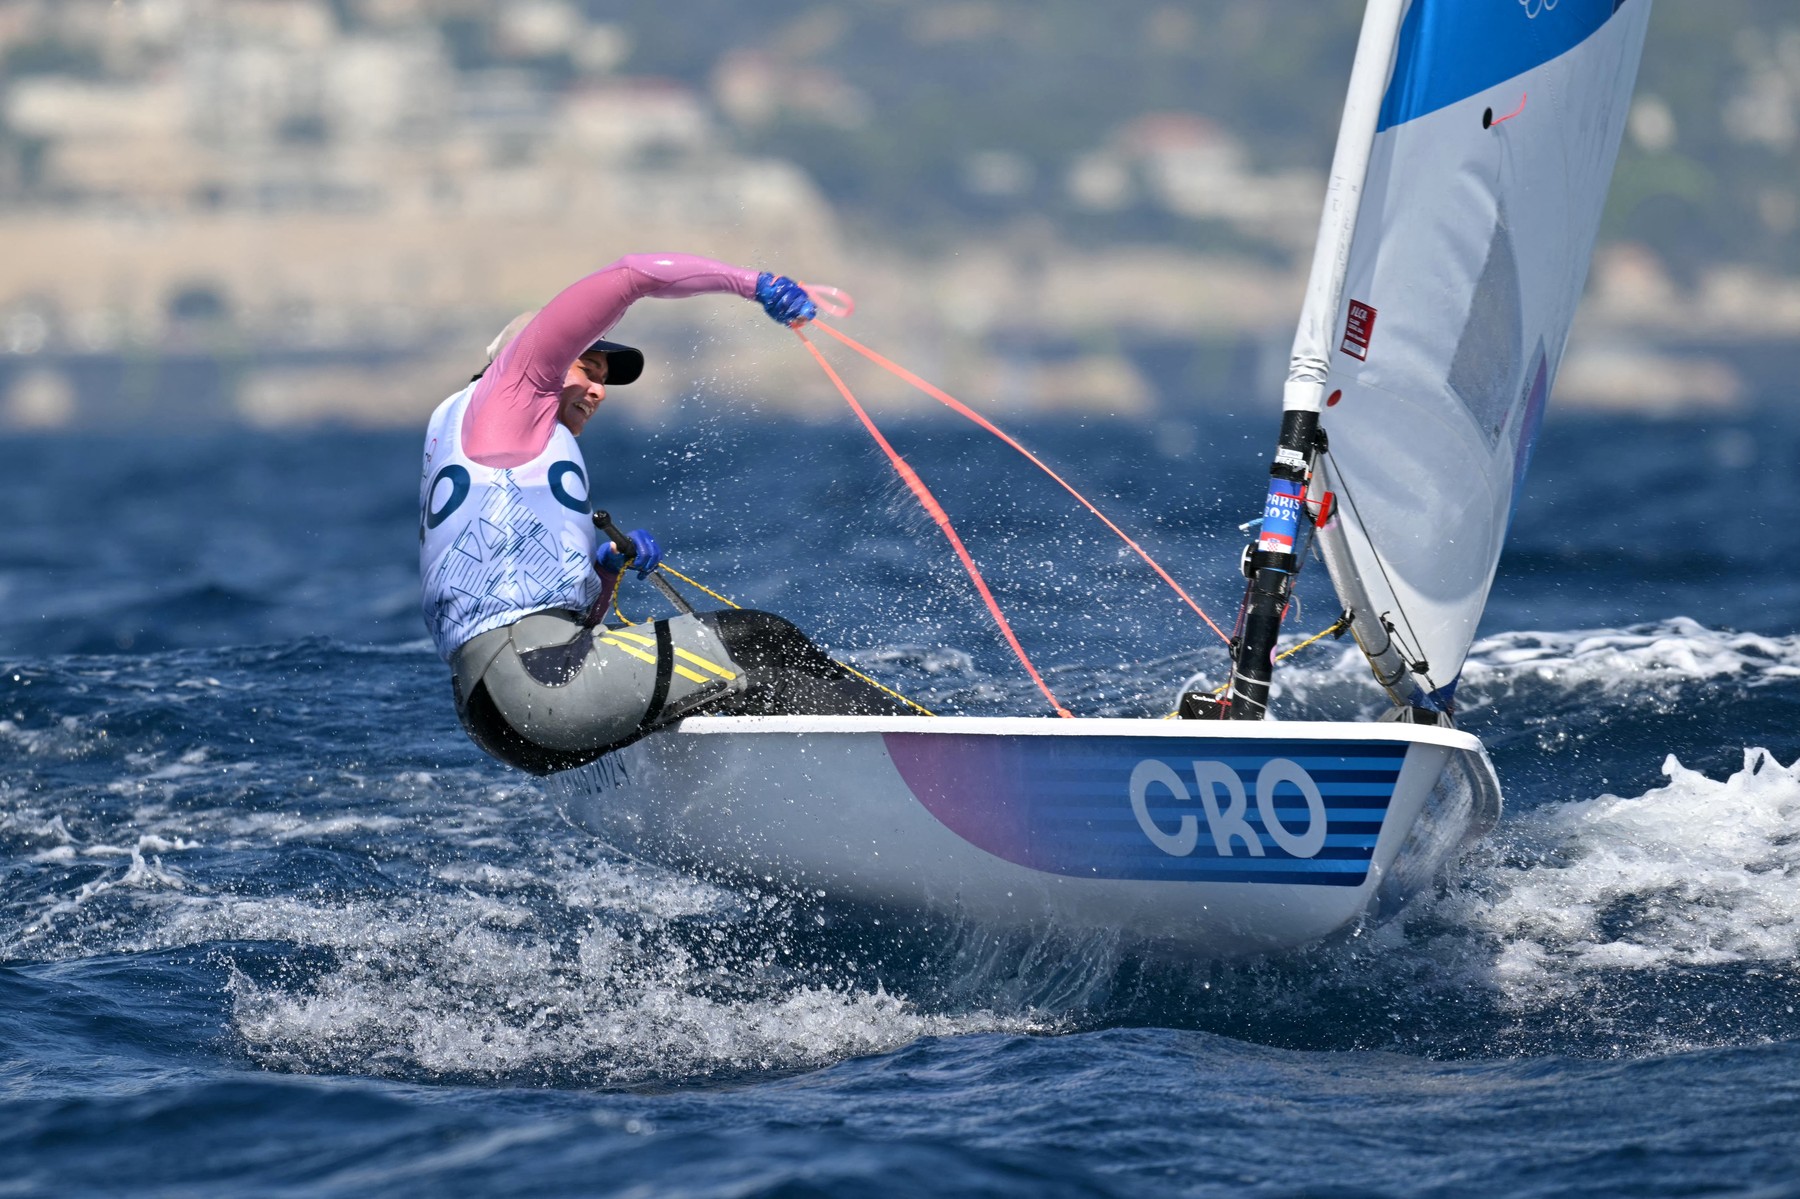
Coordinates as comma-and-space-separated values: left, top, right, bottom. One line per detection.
551, 0, 1654, 957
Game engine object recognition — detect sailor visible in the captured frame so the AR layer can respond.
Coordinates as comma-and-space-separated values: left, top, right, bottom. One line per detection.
420, 253, 908, 775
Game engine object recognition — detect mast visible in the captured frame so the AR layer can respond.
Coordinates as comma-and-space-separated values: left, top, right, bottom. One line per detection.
1228, 0, 1407, 721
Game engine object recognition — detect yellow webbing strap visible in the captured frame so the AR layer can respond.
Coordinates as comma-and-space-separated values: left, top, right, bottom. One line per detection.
607, 561, 935, 717
606, 626, 738, 682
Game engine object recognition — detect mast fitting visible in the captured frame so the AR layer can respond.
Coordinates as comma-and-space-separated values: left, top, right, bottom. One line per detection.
1227, 409, 1324, 720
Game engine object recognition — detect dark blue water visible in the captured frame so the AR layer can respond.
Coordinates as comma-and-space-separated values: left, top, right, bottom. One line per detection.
4, 401, 1799, 1197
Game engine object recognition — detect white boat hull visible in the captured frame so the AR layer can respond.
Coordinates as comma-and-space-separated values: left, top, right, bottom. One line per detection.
550, 716, 1501, 959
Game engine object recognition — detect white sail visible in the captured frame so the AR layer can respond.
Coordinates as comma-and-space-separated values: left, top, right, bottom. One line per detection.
1304, 0, 1652, 708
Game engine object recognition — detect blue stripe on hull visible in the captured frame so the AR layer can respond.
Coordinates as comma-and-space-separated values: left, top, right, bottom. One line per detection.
885, 733, 1417, 887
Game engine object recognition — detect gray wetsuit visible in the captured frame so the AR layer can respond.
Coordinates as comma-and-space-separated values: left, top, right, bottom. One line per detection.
451, 607, 908, 775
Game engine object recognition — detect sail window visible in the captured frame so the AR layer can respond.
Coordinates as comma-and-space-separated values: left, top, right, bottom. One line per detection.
1446, 219, 1524, 446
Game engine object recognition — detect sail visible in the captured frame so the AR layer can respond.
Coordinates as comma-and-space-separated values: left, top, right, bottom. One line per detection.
1309, 0, 1652, 707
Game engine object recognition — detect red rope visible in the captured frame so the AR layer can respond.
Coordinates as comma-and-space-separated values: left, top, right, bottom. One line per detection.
794, 329, 1073, 719
814, 321, 1230, 646
1490, 93, 1527, 126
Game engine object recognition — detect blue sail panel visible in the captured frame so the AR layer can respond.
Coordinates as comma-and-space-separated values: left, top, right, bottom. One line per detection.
1379, 0, 1634, 131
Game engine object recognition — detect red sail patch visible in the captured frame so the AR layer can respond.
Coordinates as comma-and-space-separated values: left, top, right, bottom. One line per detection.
1340, 300, 1377, 361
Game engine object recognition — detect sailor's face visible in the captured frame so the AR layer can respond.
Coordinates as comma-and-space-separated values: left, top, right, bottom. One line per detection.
558, 353, 608, 434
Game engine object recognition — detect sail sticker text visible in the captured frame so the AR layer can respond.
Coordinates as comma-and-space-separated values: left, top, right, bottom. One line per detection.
1130, 758, 1328, 859
1340, 299, 1377, 361
1257, 479, 1305, 554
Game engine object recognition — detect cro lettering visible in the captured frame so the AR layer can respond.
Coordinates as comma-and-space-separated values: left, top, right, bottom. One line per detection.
1129, 757, 1328, 859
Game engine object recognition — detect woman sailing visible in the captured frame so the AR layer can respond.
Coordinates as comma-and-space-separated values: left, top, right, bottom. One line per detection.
419, 253, 906, 775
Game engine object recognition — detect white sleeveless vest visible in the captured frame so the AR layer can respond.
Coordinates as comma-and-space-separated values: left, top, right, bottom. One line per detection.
419, 385, 602, 661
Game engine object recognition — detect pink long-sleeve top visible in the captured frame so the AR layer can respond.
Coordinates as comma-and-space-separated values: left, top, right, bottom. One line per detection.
463, 253, 759, 467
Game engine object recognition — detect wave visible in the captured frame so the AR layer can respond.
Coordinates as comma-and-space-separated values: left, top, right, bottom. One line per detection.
1457, 747, 1800, 994
1, 727, 1045, 1087
1459, 619, 1800, 710
222, 895, 1042, 1086
1269, 617, 1800, 714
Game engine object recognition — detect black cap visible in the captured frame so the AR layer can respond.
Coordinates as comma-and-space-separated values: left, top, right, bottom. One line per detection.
584, 337, 643, 386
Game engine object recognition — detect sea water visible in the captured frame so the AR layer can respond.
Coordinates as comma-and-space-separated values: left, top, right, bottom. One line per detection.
2, 404, 1797, 1197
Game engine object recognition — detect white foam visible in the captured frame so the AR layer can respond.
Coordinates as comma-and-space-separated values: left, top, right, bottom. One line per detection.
1454, 748, 1800, 1004
1462, 618, 1800, 692
144, 748, 211, 780
431, 862, 542, 890
8, 837, 194, 948
0, 716, 92, 758
270, 815, 411, 842
1, 772, 1042, 1083
554, 861, 736, 920
203, 881, 1044, 1084
1257, 617, 1800, 718
229, 929, 1030, 1084
81, 833, 196, 857
1, 811, 73, 846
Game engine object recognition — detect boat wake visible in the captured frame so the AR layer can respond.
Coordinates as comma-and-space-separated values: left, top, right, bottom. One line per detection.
1461, 747, 1800, 996
1462, 618, 1800, 692
219, 885, 1048, 1086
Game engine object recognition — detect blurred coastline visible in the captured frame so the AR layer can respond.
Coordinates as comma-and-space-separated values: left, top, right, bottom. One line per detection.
0, 0, 1796, 430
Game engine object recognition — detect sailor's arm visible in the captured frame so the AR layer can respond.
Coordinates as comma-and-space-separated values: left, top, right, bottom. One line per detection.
463, 254, 812, 466
511, 254, 760, 398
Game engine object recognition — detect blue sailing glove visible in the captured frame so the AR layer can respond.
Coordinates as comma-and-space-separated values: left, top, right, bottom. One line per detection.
755, 272, 817, 327
599, 528, 662, 579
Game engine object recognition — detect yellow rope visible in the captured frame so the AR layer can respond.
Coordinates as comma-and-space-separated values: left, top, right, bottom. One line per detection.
612, 560, 936, 717
834, 662, 937, 717
1163, 613, 1354, 717
661, 564, 740, 609
1273, 615, 1354, 667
